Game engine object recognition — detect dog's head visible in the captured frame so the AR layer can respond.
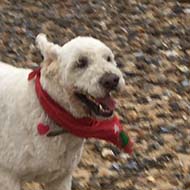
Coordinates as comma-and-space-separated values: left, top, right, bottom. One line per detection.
36, 34, 125, 119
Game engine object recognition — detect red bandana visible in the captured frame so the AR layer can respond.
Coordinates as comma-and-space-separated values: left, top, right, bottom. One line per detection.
28, 69, 133, 154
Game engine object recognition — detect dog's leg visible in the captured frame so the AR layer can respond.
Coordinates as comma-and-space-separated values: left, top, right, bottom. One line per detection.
46, 175, 72, 190
0, 170, 20, 190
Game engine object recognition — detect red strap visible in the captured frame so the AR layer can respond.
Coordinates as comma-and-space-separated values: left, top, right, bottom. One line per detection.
123, 140, 133, 155
28, 68, 41, 80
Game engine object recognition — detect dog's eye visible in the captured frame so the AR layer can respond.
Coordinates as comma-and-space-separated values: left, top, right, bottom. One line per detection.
107, 56, 111, 62
77, 57, 89, 68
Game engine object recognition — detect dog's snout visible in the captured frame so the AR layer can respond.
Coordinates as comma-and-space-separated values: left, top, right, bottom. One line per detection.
100, 73, 119, 90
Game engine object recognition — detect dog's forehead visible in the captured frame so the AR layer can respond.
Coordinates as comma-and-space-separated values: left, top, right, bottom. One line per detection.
62, 36, 112, 55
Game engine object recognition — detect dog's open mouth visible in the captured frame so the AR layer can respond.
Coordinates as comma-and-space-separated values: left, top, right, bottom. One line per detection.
76, 92, 116, 117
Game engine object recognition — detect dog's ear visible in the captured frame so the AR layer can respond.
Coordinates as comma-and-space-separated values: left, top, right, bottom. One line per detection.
36, 33, 61, 77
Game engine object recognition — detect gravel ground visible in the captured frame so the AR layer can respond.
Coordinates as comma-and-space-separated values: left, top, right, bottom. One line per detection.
0, 0, 190, 190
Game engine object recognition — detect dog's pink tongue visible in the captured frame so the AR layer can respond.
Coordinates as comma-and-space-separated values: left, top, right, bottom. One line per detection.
97, 96, 116, 111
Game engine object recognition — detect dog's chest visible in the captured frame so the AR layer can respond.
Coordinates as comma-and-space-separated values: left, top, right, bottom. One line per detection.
20, 134, 84, 182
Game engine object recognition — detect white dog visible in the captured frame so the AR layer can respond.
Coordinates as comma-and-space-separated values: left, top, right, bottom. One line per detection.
0, 34, 125, 190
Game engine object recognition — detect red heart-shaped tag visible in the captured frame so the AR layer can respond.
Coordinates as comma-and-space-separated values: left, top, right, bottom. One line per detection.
37, 123, 50, 135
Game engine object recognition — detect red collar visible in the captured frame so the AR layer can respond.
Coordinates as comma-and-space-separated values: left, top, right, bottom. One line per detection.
28, 68, 133, 154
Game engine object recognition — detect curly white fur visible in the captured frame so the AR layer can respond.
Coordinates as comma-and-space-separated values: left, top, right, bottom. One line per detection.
0, 34, 125, 190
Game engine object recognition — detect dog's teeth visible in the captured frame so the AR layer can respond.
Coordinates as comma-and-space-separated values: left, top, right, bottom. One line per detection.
79, 92, 113, 115
99, 104, 103, 110
87, 95, 96, 102
99, 104, 111, 114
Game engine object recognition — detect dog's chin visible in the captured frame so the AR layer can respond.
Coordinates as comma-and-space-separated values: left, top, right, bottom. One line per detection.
75, 92, 116, 120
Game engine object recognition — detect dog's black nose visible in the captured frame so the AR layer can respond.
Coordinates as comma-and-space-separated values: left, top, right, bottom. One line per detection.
100, 73, 119, 90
